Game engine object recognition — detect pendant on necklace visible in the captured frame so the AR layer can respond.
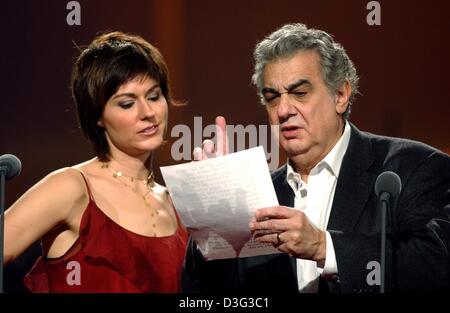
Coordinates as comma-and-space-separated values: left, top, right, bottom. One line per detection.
113, 171, 123, 178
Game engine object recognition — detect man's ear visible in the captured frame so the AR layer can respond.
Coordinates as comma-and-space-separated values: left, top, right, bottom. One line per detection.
335, 80, 351, 114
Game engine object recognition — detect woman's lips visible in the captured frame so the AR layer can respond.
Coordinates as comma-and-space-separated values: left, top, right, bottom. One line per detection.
138, 125, 158, 136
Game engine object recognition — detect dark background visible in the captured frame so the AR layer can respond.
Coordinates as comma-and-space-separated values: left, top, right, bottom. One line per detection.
1, 0, 449, 292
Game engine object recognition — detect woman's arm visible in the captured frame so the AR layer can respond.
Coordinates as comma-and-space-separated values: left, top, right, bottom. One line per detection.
4, 168, 88, 265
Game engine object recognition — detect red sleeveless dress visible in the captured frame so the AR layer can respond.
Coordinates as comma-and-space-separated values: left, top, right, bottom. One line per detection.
24, 173, 188, 293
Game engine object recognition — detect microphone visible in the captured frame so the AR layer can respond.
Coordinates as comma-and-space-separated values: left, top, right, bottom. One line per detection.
0, 154, 22, 180
374, 171, 402, 293
375, 171, 402, 202
0, 154, 22, 292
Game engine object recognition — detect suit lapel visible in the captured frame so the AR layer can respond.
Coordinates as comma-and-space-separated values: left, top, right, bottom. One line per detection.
272, 165, 295, 208
327, 124, 377, 233
271, 165, 297, 275
270, 124, 377, 288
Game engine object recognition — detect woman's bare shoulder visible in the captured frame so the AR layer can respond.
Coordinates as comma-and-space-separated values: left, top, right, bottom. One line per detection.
31, 159, 99, 205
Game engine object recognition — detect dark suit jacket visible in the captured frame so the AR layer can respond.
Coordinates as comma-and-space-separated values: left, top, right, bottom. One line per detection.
182, 124, 450, 293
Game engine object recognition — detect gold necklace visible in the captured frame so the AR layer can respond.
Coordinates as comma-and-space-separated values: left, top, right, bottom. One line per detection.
101, 162, 160, 235
101, 162, 155, 188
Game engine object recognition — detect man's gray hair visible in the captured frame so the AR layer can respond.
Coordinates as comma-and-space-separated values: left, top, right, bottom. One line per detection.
252, 23, 359, 119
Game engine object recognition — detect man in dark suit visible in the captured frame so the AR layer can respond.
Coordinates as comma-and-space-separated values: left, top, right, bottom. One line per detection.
182, 23, 450, 292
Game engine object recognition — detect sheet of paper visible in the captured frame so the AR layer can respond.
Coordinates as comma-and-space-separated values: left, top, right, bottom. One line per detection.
160, 146, 281, 260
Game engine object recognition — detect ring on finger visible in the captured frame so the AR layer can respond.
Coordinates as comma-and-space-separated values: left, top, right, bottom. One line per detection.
276, 232, 283, 244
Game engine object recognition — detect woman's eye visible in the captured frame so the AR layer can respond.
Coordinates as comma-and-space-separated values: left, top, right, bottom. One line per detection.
119, 102, 134, 109
148, 92, 161, 101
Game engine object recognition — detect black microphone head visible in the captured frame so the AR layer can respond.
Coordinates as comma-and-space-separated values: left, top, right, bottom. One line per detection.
0, 154, 22, 180
375, 171, 402, 199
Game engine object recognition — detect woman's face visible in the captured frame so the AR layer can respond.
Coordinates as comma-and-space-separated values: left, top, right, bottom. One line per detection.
98, 75, 168, 158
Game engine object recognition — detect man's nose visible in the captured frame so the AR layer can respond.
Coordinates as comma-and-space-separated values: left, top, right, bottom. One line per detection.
277, 93, 296, 119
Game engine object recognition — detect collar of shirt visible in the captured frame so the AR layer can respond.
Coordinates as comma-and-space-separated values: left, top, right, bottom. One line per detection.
286, 122, 351, 196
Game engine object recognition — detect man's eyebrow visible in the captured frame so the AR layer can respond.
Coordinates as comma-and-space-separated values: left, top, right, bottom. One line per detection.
285, 79, 311, 92
261, 87, 279, 95
261, 79, 311, 95
111, 84, 161, 100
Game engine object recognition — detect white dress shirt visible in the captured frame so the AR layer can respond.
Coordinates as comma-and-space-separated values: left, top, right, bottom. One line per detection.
286, 122, 351, 292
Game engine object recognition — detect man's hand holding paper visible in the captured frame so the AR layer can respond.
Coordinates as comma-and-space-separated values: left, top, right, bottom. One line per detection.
161, 139, 281, 260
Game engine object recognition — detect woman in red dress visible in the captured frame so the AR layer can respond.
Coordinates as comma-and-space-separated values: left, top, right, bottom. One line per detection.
4, 31, 188, 292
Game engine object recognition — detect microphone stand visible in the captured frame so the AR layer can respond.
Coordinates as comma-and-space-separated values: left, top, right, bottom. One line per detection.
379, 192, 390, 294
375, 171, 401, 293
0, 171, 5, 293
0, 155, 22, 293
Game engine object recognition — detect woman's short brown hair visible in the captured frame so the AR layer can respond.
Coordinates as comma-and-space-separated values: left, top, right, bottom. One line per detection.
71, 31, 173, 161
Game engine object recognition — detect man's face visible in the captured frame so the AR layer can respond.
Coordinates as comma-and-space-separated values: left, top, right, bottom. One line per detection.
262, 50, 349, 164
